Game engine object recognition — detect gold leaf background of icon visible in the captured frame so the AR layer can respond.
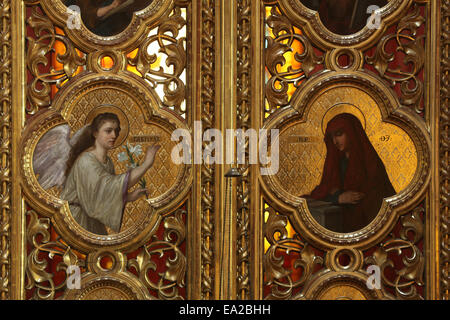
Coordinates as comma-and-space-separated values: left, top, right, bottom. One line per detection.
276, 86, 418, 197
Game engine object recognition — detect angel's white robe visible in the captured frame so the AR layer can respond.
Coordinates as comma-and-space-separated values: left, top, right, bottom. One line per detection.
60, 151, 129, 235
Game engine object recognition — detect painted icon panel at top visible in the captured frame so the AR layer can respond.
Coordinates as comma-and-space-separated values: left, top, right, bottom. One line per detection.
63, 0, 154, 36
300, 0, 388, 35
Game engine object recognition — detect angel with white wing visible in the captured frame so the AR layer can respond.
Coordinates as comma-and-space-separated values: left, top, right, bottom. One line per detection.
33, 111, 160, 235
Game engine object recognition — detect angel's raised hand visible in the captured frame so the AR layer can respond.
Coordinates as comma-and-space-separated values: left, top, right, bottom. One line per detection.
144, 144, 161, 167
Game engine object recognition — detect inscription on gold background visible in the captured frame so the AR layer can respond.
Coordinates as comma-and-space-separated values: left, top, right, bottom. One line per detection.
129, 135, 161, 143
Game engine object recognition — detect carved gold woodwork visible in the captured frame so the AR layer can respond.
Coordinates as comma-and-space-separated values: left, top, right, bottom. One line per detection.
25, 2, 188, 116
25, 204, 187, 300
260, 0, 437, 301
15, 0, 191, 300
199, 0, 216, 300
1, 0, 446, 301
440, 0, 450, 300
263, 201, 425, 299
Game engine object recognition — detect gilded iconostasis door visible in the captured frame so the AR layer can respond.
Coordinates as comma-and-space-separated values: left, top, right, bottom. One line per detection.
1, 0, 447, 300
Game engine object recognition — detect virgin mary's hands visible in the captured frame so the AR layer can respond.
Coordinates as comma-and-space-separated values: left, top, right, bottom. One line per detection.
338, 191, 365, 204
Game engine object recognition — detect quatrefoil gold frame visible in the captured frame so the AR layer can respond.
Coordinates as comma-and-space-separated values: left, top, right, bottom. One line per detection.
261, 71, 431, 250
20, 71, 192, 252
63, 274, 153, 300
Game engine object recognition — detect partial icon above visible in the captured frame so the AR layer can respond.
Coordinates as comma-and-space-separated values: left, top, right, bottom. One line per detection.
62, 0, 154, 36
300, 0, 387, 35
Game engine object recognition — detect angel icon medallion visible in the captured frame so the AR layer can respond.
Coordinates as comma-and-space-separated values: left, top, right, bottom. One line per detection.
33, 105, 160, 235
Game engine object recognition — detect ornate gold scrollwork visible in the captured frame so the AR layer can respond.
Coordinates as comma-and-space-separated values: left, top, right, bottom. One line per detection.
200, 0, 216, 300
26, 6, 86, 113
127, 6, 186, 115
21, 0, 191, 301
263, 204, 324, 300
128, 207, 186, 300
302, 272, 385, 300
366, 4, 425, 114
0, 0, 11, 300
440, 0, 450, 301
259, 0, 433, 300
265, 5, 324, 113
4, 0, 443, 301
25, 209, 84, 300
364, 206, 425, 300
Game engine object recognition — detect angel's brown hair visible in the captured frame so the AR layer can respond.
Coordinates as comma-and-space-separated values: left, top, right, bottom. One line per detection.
65, 112, 121, 177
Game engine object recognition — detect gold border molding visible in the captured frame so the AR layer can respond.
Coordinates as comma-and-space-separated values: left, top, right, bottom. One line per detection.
0, 0, 13, 301
1, 0, 447, 300
439, 0, 449, 300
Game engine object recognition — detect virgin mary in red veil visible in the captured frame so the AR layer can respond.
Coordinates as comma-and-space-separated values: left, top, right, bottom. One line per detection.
305, 113, 395, 232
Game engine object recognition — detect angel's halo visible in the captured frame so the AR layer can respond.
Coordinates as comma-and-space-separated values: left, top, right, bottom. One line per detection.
85, 104, 130, 149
